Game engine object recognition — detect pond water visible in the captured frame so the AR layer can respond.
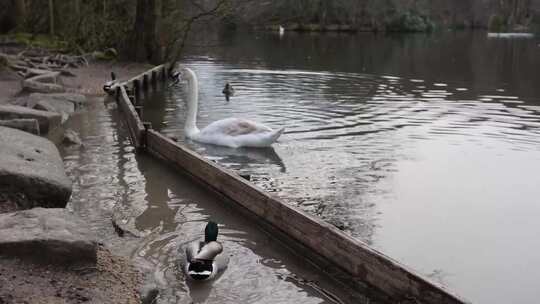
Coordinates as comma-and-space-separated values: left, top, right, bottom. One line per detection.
141, 31, 540, 304
61, 100, 371, 304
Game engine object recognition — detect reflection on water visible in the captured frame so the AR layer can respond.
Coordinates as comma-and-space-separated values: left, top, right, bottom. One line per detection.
61, 100, 367, 304
141, 31, 540, 304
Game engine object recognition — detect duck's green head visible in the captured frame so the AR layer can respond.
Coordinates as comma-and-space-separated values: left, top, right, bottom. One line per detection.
205, 221, 219, 242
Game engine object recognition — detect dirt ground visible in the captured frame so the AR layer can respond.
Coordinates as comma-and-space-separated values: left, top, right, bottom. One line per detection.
0, 246, 141, 304
61, 61, 153, 96
0, 59, 151, 104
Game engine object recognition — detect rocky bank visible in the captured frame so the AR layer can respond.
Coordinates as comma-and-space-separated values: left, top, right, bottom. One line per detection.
0, 44, 149, 304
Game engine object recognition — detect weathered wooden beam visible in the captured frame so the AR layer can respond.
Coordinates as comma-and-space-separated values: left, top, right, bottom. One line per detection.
116, 86, 144, 149
144, 130, 468, 304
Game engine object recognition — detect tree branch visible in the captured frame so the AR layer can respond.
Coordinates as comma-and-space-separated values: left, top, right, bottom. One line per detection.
167, 0, 228, 74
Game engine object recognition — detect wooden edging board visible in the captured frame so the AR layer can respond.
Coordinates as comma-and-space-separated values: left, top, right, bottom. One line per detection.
115, 85, 145, 149
144, 129, 469, 304
113, 63, 469, 304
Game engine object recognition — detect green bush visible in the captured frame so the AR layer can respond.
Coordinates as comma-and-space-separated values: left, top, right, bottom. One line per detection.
387, 11, 434, 32
488, 14, 507, 32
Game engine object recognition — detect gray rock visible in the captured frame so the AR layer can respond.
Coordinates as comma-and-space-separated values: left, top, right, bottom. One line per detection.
0, 105, 61, 134
0, 119, 40, 135
28, 93, 87, 110
0, 208, 97, 264
0, 126, 72, 208
63, 129, 82, 146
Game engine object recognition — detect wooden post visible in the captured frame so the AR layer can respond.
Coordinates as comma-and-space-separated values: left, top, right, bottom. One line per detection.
142, 122, 152, 148
133, 79, 140, 99
115, 86, 120, 101
151, 71, 157, 88
135, 106, 143, 118
142, 74, 149, 90
161, 66, 167, 80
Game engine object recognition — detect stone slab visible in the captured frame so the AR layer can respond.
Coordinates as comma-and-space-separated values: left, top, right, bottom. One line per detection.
27, 93, 87, 110
0, 208, 97, 264
0, 118, 40, 135
0, 104, 61, 133
0, 126, 72, 208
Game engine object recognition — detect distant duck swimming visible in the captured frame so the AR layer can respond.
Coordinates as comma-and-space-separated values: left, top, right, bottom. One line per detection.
222, 82, 235, 101
184, 221, 228, 281
178, 67, 285, 148
103, 71, 117, 93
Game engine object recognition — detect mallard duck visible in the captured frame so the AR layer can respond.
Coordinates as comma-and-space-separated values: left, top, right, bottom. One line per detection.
184, 221, 227, 281
103, 71, 117, 93
222, 82, 235, 101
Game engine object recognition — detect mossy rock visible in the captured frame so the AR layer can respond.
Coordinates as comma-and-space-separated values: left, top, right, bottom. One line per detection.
92, 48, 118, 61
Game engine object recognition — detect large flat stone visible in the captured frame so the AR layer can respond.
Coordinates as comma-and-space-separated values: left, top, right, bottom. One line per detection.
0, 126, 72, 209
0, 208, 97, 264
27, 93, 87, 110
0, 118, 40, 135
0, 105, 61, 133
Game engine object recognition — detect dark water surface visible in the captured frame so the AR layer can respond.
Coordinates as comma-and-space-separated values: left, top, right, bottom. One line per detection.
141, 31, 540, 304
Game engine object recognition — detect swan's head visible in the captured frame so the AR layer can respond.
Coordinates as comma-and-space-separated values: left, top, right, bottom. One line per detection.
178, 67, 196, 84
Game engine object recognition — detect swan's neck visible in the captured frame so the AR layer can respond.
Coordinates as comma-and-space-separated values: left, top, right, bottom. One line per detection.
185, 75, 200, 138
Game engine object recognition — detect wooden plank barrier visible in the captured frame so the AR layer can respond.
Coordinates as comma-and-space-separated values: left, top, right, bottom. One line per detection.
144, 129, 468, 304
116, 85, 145, 149
110, 63, 468, 304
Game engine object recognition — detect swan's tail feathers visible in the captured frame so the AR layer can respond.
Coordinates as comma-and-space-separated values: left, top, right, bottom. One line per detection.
271, 127, 285, 142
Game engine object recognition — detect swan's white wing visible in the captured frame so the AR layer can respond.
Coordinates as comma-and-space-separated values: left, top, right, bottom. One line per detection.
200, 118, 272, 136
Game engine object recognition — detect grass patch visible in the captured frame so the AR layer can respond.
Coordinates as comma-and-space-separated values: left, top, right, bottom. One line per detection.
3, 32, 70, 52
488, 14, 507, 32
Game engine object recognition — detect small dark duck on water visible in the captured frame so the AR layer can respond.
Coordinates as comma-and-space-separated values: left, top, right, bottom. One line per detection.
184, 221, 228, 281
103, 71, 117, 93
222, 82, 235, 101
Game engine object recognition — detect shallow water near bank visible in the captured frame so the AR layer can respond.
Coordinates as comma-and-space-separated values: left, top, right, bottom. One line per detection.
60, 100, 372, 304
140, 31, 540, 303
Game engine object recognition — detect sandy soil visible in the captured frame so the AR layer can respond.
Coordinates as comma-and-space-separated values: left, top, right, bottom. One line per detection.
0, 246, 141, 304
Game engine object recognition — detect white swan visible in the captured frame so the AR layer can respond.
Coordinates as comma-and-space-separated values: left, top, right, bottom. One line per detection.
180, 67, 285, 148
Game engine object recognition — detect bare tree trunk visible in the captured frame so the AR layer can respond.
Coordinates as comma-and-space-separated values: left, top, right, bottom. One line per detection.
14, 0, 26, 29
74, 0, 80, 17
129, 0, 162, 63
48, 0, 55, 35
